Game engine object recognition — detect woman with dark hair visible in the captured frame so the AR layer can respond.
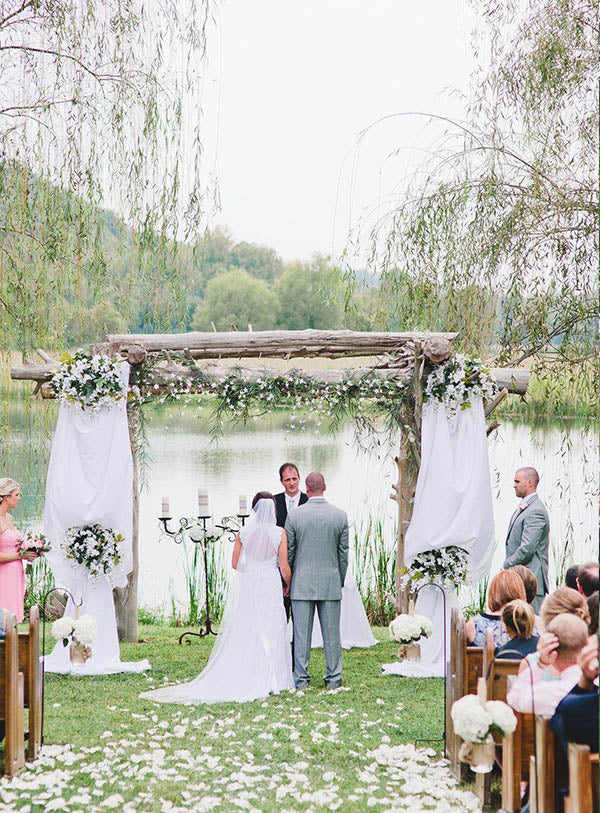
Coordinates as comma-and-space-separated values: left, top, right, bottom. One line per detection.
142, 491, 294, 704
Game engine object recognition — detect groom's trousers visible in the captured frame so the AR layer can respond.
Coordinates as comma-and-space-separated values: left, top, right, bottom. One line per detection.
291, 599, 342, 687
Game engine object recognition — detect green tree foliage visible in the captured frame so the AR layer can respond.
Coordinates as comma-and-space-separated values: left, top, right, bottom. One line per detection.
276, 256, 344, 330
192, 269, 278, 331
230, 241, 284, 282
346, 0, 597, 370
0, 0, 216, 352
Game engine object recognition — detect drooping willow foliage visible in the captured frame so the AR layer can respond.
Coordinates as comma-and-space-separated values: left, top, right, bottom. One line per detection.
0, 0, 217, 354
344, 0, 597, 390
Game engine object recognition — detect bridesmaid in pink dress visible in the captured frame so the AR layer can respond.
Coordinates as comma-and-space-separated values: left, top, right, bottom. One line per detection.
0, 479, 36, 622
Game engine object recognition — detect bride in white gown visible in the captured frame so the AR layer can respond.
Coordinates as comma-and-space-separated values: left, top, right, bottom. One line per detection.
141, 494, 295, 704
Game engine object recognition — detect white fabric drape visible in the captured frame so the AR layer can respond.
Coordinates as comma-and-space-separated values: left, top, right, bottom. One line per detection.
383, 396, 494, 678
404, 396, 495, 581
43, 362, 149, 675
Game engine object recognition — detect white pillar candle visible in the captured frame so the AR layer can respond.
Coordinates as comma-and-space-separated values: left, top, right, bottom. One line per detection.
238, 494, 249, 515
161, 497, 170, 518
198, 488, 210, 516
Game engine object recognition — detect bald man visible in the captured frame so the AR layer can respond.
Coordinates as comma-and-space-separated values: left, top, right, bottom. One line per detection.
503, 466, 550, 612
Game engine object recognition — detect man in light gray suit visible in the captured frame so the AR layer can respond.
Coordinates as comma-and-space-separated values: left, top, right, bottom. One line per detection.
286, 471, 349, 689
503, 466, 550, 612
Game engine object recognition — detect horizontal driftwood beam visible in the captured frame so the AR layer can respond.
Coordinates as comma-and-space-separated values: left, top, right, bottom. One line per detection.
104, 329, 458, 359
10, 360, 530, 395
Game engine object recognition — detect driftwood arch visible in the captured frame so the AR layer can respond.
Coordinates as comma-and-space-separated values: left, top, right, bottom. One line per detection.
11, 329, 529, 641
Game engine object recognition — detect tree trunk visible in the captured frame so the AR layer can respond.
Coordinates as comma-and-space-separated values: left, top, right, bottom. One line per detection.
392, 436, 418, 614
113, 410, 139, 642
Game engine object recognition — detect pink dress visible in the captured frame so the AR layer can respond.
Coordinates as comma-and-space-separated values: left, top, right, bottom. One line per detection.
0, 528, 24, 622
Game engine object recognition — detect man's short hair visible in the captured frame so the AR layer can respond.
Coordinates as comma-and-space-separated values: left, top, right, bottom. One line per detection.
565, 564, 580, 591
577, 562, 600, 597
279, 462, 299, 480
516, 466, 540, 486
510, 565, 538, 604
305, 471, 325, 493
547, 613, 589, 659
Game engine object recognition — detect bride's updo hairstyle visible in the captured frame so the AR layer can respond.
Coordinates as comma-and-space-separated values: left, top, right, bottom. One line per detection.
0, 478, 19, 503
251, 491, 275, 509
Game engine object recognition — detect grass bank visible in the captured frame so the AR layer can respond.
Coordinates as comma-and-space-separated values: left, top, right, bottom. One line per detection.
0, 626, 486, 811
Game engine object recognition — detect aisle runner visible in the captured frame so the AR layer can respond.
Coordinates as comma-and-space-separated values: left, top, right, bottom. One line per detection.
43, 362, 149, 675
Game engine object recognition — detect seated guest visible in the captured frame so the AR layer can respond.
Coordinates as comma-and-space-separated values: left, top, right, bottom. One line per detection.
496, 600, 539, 660
564, 564, 580, 591
519, 587, 591, 676
466, 570, 527, 646
576, 561, 599, 598
551, 636, 599, 754
507, 613, 588, 715
587, 591, 598, 636
510, 564, 545, 633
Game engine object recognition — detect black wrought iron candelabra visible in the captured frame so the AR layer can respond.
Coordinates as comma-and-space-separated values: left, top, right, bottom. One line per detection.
158, 512, 248, 644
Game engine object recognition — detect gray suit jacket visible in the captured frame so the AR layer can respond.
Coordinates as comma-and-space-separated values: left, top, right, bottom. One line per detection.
285, 497, 349, 601
503, 493, 550, 596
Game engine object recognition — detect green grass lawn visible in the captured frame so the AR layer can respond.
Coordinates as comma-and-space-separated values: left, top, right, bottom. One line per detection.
0, 626, 484, 812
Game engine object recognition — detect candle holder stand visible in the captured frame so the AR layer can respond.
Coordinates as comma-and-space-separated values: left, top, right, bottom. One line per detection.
158, 513, 248, 644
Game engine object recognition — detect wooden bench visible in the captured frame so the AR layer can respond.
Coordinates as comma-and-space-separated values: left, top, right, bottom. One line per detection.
17, 606, 43, 760
564, 743, 599, 813
530, 715, 599, 813
446, 608, 494, 783
0, 614, 25, 776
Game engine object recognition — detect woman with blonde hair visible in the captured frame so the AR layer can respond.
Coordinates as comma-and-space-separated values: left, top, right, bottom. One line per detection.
0, 478, 37, 622
496, 599, 539, 660
466, 569, 527, 646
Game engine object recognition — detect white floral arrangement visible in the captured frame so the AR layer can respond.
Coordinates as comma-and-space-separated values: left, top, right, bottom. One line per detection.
18, 531, 50, 557
51, 614, 98, 647
63, 523, 123, 580
389, 613, 433, 644
51, 350, 126, 412
398, 546, 469, 591
425, 354, 497, 418
451, 694, 517, 743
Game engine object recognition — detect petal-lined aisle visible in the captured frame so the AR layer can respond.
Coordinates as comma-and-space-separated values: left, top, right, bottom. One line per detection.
0, 627, 481, 811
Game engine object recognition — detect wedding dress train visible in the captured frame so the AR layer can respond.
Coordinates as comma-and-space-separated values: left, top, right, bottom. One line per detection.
141, 500, 294, 704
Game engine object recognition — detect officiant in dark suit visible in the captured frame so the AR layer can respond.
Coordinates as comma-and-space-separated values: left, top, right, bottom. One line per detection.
274, 462, 308, 621
274, 463, 308, 529
503, 466, 549, 612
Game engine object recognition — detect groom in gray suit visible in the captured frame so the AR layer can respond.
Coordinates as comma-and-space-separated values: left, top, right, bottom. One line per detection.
503, 466, 550, 612
286, 472, 349, 688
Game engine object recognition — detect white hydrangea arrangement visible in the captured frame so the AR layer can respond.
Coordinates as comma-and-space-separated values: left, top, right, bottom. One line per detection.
63, 523, 123, 580
398, 546, 469, 592
51, 614, 98, 647
425, 353, 497, 418
389, 613, 433, 644
51, 350, 126, 412
451, 694, 517, 743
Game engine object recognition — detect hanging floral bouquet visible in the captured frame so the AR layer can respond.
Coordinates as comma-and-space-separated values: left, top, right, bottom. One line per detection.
52, 614, 98, 664
424, 354, 497, 418
398, 546, 469, 592
51, 350, 126, 412
18, 532, 50, 558
63, 524, 123, 580
451, 694, 517, 773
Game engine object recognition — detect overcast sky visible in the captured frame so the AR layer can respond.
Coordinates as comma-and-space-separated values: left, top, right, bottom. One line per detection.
201, 0, 475, 261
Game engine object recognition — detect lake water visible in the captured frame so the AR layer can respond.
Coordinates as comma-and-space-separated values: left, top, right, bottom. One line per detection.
2, 399, 598, 613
